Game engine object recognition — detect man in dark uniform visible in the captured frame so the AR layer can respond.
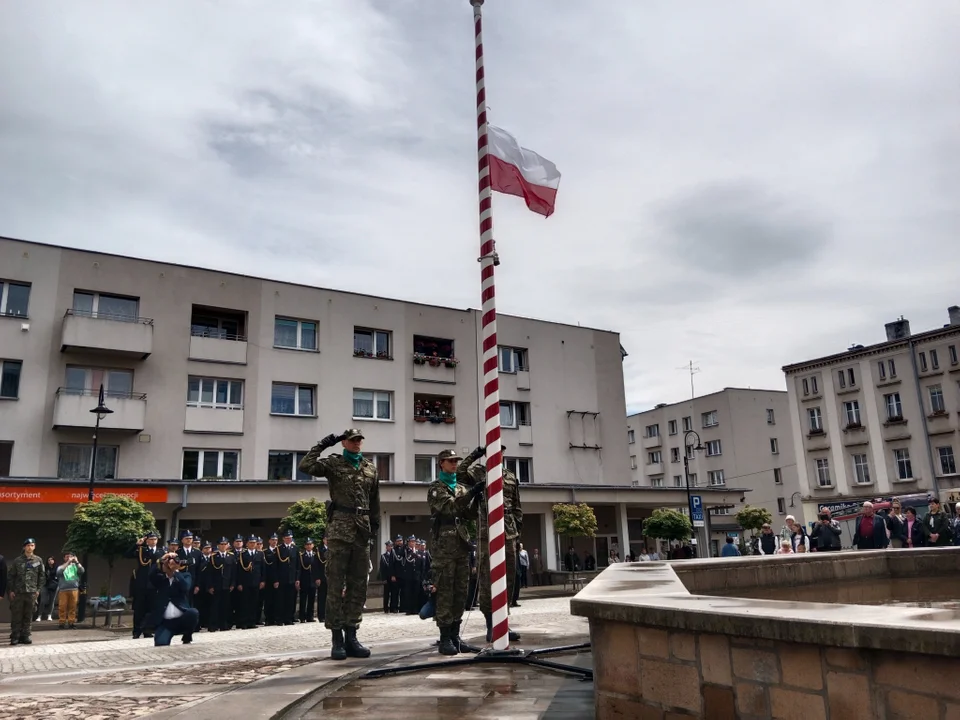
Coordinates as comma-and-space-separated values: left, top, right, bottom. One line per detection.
401, 536, 421, 615
230, 534, 245, 629
195, 541, 213, 629
261, 533, 279, 625
297, 538, 319, 622
124, 530, 163, 639
206, 537, 235, 632
378, 541, 394, 614
299, 428, 380, 660
236, 535, 263, 629
176, 530, 203, 605
276, 530, 298, 625
316, 535, 328, 623
465, 540, 478, 611
419, 540, 432, 608
390, 536, 404, 612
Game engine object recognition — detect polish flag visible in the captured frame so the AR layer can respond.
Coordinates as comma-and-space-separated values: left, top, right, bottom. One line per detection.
486, 126, 561, 218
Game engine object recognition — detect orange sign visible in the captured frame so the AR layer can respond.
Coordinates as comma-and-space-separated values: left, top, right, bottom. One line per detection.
0, 486, 169, 504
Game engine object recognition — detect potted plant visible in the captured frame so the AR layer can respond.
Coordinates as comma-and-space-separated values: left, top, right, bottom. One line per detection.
428, 353, 441, 367
414, 415, 427, 423
413, 353, 426, 365
444, 416, 456, 424
444, 357, 459, 368
354, 348, 366, 357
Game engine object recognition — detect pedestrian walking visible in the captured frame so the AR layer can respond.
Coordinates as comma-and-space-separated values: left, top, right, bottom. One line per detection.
56, 552, 83, 629
8, 538, 46, 645
125, 531, 163, 639
299, 428, 380, 661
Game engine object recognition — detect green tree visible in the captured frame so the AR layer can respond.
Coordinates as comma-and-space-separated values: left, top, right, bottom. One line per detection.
64, 494, 157, 599
736, 505, 772, 535
552, 503, 598, 538
642, 508, 693, 543
279, 498, 328, 544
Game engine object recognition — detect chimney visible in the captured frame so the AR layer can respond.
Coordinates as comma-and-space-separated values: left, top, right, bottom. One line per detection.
949, 306, 960, 327
884, 317, 911, 341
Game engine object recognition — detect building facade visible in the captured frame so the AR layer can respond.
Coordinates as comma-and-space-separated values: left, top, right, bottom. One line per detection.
627, 388, 801, 555
783, 309, 960, 527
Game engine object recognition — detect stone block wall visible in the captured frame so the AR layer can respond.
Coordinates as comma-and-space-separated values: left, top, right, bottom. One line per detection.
592, 619, 960, 719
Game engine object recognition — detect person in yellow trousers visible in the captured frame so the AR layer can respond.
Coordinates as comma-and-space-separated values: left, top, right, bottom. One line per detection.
56, 552, 84, 629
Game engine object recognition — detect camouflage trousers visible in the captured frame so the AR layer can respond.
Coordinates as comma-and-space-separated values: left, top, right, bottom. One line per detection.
478, 535, 517, 615
433, 546, 470, 628
10, 592, 38, 640
324, 538, 369, 631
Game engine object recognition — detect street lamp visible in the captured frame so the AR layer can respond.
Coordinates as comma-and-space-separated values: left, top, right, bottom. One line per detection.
88, 384, 113, 502
683, 430, 704, 552
789, 491, 803, 508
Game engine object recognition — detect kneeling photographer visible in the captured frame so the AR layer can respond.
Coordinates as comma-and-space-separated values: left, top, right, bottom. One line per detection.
151, 552, 199, 646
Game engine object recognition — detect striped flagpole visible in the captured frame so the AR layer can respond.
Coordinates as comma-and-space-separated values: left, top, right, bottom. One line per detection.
471, 0, 509, 651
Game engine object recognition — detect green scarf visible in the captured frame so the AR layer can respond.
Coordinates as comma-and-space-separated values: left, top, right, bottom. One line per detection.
343, 449, 363, 469
438, 470, 457, 491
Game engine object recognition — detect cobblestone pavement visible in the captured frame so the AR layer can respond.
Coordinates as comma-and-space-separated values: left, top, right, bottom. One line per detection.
75, 657, 317, 685
0, 694, 206, 719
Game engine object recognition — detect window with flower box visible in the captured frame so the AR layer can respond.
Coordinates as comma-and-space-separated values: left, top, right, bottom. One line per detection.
412, 335, 457, 368
414, 393, 455, 423
353, 327, 392, 359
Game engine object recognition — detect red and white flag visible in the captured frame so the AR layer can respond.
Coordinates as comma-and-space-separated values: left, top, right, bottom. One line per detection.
487, 126, 561, 218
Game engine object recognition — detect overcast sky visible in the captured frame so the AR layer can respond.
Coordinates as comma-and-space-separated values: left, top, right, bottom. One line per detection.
1, 1, 957, 413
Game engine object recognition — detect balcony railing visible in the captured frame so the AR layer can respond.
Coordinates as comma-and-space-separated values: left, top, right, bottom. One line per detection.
190, 327, 247, 342
62, 308, 155, 358
65, 308, 154, 325
53, 387, 147, 432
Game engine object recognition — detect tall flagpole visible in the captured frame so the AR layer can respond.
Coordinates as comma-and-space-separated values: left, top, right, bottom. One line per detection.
471, 0, 509, 652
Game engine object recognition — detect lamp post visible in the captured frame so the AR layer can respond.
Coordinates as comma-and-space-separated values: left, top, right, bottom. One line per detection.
87, 384, 113, 502
683, 430, 704, 553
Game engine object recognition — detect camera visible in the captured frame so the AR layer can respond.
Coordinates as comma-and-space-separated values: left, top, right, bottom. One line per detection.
818, 513, 830, 522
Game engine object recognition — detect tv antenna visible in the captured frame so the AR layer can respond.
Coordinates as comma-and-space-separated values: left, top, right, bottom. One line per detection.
678, 360, 701, 399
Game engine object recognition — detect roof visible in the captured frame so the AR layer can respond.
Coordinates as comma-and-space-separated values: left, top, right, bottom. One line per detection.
1, 235, 621, 336
626, 386, 787, 419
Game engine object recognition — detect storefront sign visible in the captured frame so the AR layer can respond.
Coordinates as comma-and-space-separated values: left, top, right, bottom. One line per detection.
0, 486, 169, 504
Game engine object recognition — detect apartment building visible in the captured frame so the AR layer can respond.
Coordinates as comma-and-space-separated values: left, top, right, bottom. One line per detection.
627, 388, 801, 556
782, 309, 960, 528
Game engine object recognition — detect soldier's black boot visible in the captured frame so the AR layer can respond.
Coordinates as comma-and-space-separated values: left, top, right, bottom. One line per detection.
330, 629, 347, 661
453, 620, 481, 653
19, 636, 32, 645
438, 626, 458, 656
484, 612, 493, 643
9, 637, 17, 646
508, 628, 521, 642
343, 627, 371, 658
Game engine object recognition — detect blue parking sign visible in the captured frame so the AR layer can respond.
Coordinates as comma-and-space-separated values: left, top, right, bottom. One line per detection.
691, 495, 704, 528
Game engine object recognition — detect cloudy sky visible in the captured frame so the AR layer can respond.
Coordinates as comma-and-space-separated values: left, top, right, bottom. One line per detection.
1, 1, 957, 413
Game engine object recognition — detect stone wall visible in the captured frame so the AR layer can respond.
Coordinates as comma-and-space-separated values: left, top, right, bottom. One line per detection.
592, 619, 960, 719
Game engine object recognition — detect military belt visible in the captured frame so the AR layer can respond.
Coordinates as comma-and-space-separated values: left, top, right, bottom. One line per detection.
437, 517, 462, 527
335, 505, 370, 515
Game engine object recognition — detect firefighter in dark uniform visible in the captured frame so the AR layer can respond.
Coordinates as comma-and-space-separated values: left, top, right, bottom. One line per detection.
297, 538, 320, 622
401, 536, 421, 615
317, 535, 329, 622
125, 530, 163, 639
229, 534, 245, 629
237, 535, 263, 629
195, 541, 213, 629
206, 537, 236, 632
176, 530, 203, 605
261, 533, 279, 625
276, 530, 299, 625
378, 541, 394, 614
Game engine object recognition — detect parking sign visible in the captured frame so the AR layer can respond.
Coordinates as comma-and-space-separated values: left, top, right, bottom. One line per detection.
691, 495, 705, 528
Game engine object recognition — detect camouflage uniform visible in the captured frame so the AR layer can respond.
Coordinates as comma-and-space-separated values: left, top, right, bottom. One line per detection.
459, 450, 522, 634
299, 429, 380, 636
8, 548, 46, 644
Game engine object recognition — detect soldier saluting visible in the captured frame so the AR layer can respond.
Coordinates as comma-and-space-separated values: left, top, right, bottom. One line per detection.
299, 428, 380, 661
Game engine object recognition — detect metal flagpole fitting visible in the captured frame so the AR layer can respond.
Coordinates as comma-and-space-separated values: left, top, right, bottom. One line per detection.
471, 0, 509, 653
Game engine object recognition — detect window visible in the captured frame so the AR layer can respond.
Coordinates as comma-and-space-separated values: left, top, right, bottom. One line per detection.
815, 458, 831, 487
354, 327, 391, 359
187, 377, 243, 409
682, 416, 692, 432
627, 429, 636, 444
182, 449, 239, 480
852, 454, 871, 485
271, 383, 316, 416
650, 477, 663, 488
500, 401, 531, 428
774, 467, 782, 485
673, 475, 683, 488
505, 457, 532, 483
878, 361, 886, 380
1, 360, 22, 399
929, 385, 945, 414
770, 438, 779, 454
415, 455, 438, 483
707, 469, 725, 486
843, 400, 861, 427
688, 472, 698, 487
848, 368, 856, 386
413, 335, 455, 361
802, 379, 809, 396
893, 449, 912, 480
671, 447, 681, 463
950, 345, 958, 365
274, 317, 317, 351
498, 346, 527, 373
58, 444, 118, 479
808, 407, 823, 433
190, 306, 245, 341
884, 393, 903, 421
414, 393, 453, 420
685, 444, 695, 460
919, 352, 928, 372
370, 453, 393, 482
705, 440, 722, 456
354, 389, 393, 421
630, 455, 637, 470
0, 441, 11, 475
645, 424, 660, 438
931, 350, 940, 370
939, 447, 957, 476
888, 359, 897, 378
0, 281, 30, 317
766, 409, 775, 425
711, 507, 731, 516
648, 451, 662, 465
72, 291, 139, 321
701, 411, 718, 428
777, 498, 786, 515
837, 370, 846, 389
64, 367, 134, 398
811, 376, 819, 394
268, 451, 312, 481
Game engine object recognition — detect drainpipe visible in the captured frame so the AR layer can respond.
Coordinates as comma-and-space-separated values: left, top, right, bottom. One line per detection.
171, 484, 189, 539
907, 339, 940, 499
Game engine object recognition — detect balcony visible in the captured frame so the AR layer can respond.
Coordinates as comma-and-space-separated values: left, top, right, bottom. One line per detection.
184, 406, 244, 435
516, 369, 530, 391
413, 355, 458, 384
642, 434, 662, 449
413, 418, 456, 443
53, 388, 146, 432
61, 309, 154, 359
189, 333, 248, 365
518, 422, 533, 446
646, 462, 664, 474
